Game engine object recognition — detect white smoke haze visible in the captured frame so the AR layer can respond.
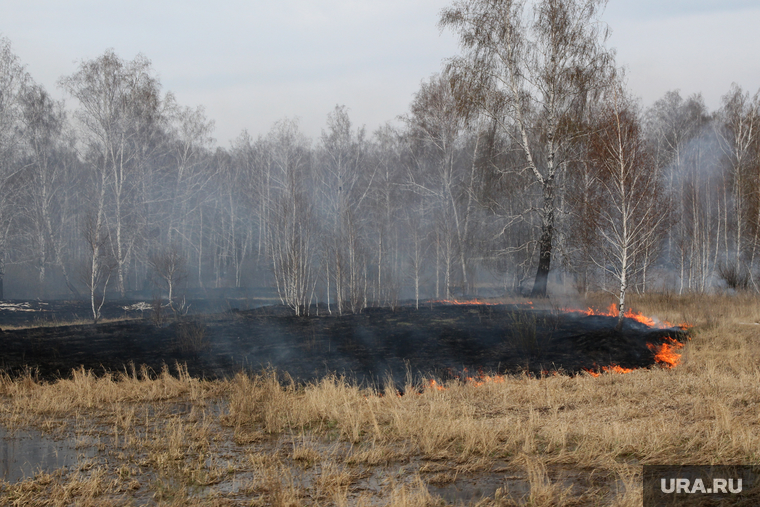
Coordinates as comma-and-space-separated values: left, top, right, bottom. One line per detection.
0, 0, 758, 309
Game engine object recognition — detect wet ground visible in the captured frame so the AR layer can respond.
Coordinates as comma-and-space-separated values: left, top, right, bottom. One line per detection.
0, 426, 99, 483
0, 400, 631, 503
0, 300, 687, 385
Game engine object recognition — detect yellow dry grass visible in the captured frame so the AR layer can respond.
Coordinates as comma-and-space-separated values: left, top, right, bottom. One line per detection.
0, 293, 758, 505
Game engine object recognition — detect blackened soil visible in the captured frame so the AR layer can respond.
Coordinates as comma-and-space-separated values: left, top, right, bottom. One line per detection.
0, 298, 266, 328
0, 303, 688, 386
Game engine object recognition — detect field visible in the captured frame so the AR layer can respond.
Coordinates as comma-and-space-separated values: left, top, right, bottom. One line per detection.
1, 293, 759, 506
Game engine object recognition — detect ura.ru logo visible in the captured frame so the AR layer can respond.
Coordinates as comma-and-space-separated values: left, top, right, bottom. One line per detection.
661, 478, 742, 494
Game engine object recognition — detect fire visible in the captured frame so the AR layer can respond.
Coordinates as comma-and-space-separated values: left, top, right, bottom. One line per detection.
462, 373, 506, 387
563, 303, 690, 330
582, 337, 684, 377
423, 338, 684, 387
582, 364, 637, 377
433, 298, 689, 330
647, 336, 684, 368
426, 299, 689, 381
560, 303, 690, 375
565, 303, 655, 326
603, 364, 637, 374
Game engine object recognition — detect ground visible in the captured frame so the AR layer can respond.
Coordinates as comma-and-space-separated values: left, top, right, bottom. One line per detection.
0, 299, 684, 383
0, 293, 758, 506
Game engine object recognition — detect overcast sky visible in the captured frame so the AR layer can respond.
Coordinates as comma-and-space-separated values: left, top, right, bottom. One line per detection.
3, 0, 759, 146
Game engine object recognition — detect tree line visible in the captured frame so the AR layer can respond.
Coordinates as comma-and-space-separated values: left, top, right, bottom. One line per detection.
0, 0, 758, 320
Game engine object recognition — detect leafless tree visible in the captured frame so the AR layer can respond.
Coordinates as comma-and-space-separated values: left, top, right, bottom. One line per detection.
368, 124, 405, 305
150, 100, 216, 291
404, 73, 483, 298
80, 214, 116, 323
645, 91, 716, 293
0, 36, 30, 299
317, 106, 371, 313
440, 0, 614, 297
60, 50, 164, 297
268, 119, 317, 315
585, 85, 667, 328
473, 121, 540, 293
164, 97, 215, 246
217, 138, 255, 289
404, 204, 429, 309
715, 84, 760, 288
149, 243, 187, 307
18, 83, 83, 297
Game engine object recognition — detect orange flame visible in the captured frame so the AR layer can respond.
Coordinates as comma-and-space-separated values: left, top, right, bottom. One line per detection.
434, 299, 689, 330
562, 303, 689, 329
427, 379, 446, 391
583, 364, 637, 376
425, 300, 689, 380
582, 337, 684, 376
462, 373, 506, 386
604, 364, 637, 374
647, 337, 684, 368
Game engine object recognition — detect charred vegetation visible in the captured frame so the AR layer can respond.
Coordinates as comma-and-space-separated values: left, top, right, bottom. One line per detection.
0, 300, 688, 386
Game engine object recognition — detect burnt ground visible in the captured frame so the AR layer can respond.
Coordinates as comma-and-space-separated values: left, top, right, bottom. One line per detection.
0, 297, 266, 328
0, 301, 688, 386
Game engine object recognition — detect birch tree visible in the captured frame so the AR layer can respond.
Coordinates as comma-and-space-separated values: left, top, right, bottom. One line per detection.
404, 73, 481, 298
0, 36, 29, 299
645, 91, 715, 293
317, 106, 370, 313
715, 84, 760, 287
18, 84, 78, 296
440, 0, 614, 296
368, 124, 405, 305
149, 243, 187, 306
80, 212, 115, 323
60, 50, 164, 296
586, 86, 666, 328
268, 119, 317, 315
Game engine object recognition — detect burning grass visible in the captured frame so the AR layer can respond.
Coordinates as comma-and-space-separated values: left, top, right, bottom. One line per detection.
1, 293, 760, 505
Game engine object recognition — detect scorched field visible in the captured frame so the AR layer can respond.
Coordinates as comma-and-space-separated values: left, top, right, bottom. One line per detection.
1, 293, 759, 506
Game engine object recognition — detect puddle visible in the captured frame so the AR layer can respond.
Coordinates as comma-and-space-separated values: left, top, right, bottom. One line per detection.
0, 425, 99, 483
427, 468, 624, 504
428, 473, 531, 503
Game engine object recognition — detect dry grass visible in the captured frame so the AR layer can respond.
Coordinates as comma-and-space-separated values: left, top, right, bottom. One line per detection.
1, 293, 760, 505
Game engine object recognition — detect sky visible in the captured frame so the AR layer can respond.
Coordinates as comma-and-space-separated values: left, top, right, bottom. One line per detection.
2, 0, 759, 146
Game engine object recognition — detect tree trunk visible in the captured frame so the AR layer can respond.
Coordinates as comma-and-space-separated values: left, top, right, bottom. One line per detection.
531, 230, 552, 298
0, 251, 4, 300
531, 179, 555, 298
615, 260, 628, 332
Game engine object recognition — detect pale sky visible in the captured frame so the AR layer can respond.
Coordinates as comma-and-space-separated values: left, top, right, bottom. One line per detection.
2, 1, 759, 146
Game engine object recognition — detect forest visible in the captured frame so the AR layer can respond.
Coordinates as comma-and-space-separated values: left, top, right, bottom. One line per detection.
0, 0, 758, 321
